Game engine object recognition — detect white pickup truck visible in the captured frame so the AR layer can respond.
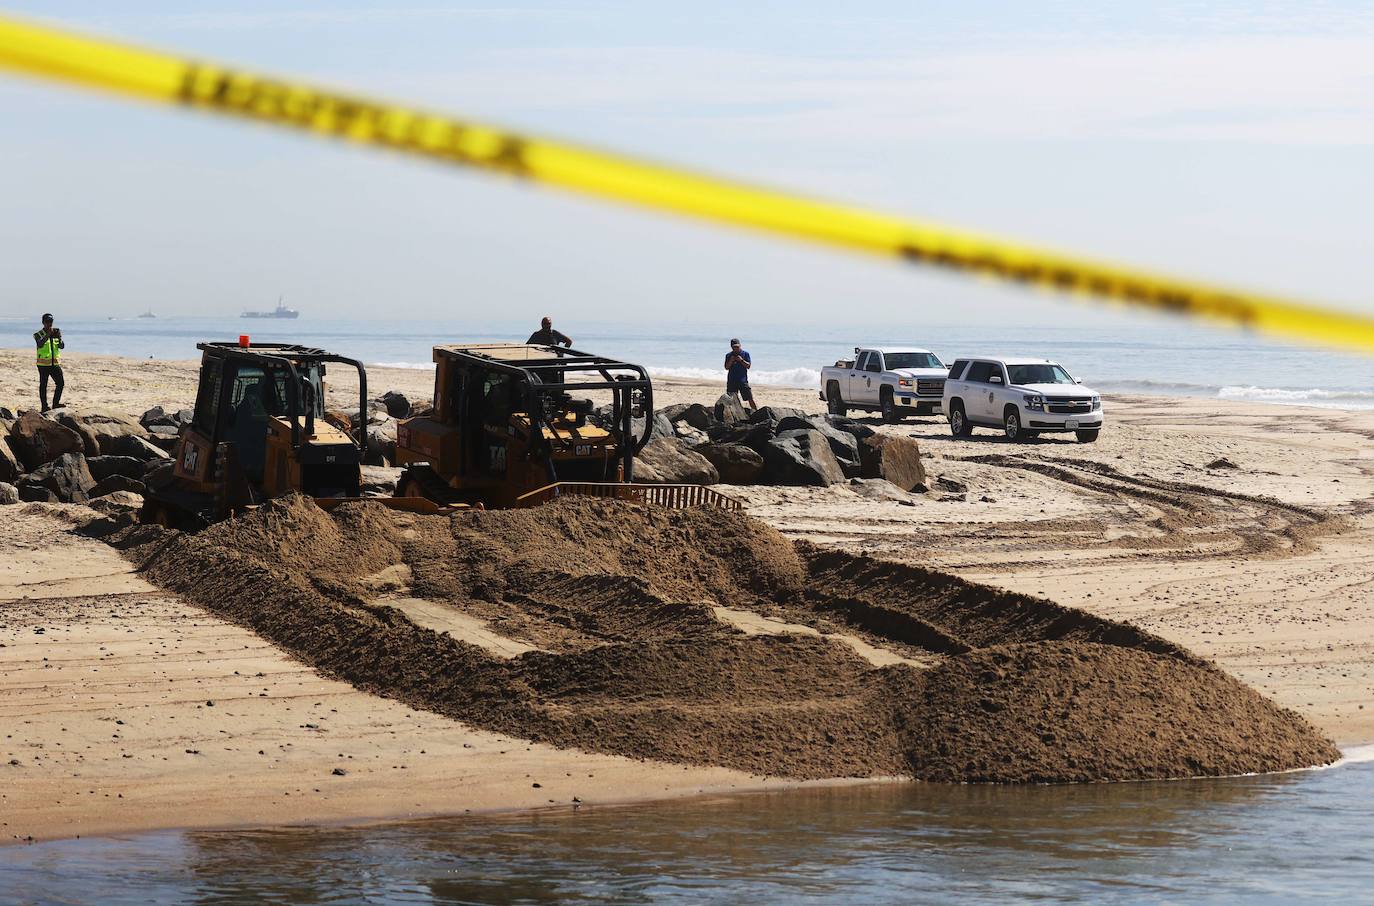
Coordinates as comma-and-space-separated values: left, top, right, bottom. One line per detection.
819, 347, 948, 423
942, 356, 1103, 442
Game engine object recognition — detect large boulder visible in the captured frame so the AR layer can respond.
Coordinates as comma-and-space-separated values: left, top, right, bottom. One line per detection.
139, 406, 174, 429
18, 485, 57, 503
674, 403, 716, 431
366, 418, 398, 466
748, 406, 812, 429
824, 414, 877, 443
379, 390, 411, 419
87, 491, 144, 513
761, 429, 845, 487
77, 410, 149, 441
99, 433, 170, 461
55, 413, 102, 458
705, 422, 774, 453
848, 477, 916, 504
0, 482, 17, 505
862, 434, 927, 491
87, 455, 146, 482
361, 465, 403, 497
776, 416, 861, 476
0, 436, 22, 483
323, 409, 354, 433
18, 452, 96, 503
713, 393, 748, 426
672, 423, 709, 446
633, 437, 719, 485
89, 474, 147, 498
9, 412, 84, 470
696, 443, 764, 485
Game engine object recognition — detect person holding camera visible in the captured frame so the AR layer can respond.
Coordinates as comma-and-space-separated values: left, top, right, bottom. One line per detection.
34, 312, 66, 412
724, 338, 757, 412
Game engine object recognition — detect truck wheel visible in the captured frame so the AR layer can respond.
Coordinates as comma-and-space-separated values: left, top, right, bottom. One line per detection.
881, 388, 901, 424
1076, 429, 1100, 443
1003, 407, 1024, 442
949, 401, 972, 437
826, 382, 847, 417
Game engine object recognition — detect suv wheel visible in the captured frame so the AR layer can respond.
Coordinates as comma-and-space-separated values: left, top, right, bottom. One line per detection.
1076, 429, 1100, 443
949, 401, 971, 437
881, 389, 901, 424
826, 382, 847, 417
1004, 408, 1024, 442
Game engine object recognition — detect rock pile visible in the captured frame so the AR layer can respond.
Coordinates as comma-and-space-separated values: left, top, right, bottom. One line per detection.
0, 408, 172, 507
617, 396, 925, 489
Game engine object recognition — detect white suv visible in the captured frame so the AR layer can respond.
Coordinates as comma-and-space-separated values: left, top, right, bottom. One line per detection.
942, 357, 1103, 443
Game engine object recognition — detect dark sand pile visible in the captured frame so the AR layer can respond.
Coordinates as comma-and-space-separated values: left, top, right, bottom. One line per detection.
114, 496, 1338, 782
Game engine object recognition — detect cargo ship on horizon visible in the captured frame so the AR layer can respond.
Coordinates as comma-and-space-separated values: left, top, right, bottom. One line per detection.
241, 298, 299, 320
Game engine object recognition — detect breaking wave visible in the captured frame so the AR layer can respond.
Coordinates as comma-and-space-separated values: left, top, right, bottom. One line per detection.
647, 366, 822, 388
1217, 386, 1374, 409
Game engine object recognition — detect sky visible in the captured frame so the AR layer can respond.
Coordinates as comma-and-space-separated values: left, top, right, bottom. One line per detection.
2, 1, 1374, 330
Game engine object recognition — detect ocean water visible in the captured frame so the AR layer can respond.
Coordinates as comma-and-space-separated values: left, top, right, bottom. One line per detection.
2, 315, 1371, 409
4, 754, 1374, 904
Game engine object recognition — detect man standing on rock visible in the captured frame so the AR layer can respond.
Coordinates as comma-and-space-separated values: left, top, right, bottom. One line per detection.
724, 338, 757, 412
34, 313, 65, 412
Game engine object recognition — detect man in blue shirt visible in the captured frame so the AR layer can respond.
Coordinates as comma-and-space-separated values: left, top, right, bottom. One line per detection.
723, 338, 757, 412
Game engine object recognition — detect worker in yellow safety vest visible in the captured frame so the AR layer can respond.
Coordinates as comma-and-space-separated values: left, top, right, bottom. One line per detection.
34, 312, 65, 412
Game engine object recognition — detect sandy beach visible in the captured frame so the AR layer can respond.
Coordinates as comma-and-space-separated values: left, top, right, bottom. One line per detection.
3, 349, 1372, 843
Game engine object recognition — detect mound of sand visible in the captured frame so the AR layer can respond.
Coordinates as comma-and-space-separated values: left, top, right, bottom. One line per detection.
116, 495, 1337, 782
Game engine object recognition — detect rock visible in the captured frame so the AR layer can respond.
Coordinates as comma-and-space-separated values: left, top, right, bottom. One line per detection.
9, 412, 84, 470
0, 436, 22, 483
672, 423, 709, 446
410, 399, 434, 418
89, 475, 147, 498
713, 393, 748, 426
777, 417, 861, 476
0, 406, 13, 419
18, 452, 95, 503
696, 443, 764, 484
323, 409, 354, 432
55, 413, 102, 458
87, 491, 144, 513
748, 406, 812, 428
87, 455, 146, 482
146, 424, 181, 437
0, 482, 17, 505
366, 418, 398, 465
705, 422, 775, 453
1207, 457, 1240, 470
848, 477, 916, 503
139, 406, 172, 428
823, 415, 877, 443
934, 475, 967, 493
379, 391, 411, 419
674, 403, 715, 431
99, 433, 170, 461
658, 403, 690, 424
361, 465, 403, 497
761, 429, 845, 486
18, 485, 58, 503
76, 410, 149, 441
865, 435, 926, 491
175, 409, 195, 426
633, 437, 719, 484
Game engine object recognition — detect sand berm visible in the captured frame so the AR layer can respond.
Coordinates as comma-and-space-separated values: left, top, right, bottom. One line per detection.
107, 496, 1338, 783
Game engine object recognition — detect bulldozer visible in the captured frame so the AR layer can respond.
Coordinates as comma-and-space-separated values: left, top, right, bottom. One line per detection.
142, 340, 458, 528
394, 343, 739, 509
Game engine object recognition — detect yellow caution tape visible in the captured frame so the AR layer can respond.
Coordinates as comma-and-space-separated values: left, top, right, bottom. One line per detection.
2, 13, 1373, 353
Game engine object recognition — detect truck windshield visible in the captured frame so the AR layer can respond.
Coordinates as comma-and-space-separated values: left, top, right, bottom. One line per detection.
1008, 364, 1075, 385
884, 352, 943, 370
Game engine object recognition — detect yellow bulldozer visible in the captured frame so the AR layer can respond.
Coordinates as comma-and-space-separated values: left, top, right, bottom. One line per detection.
142, 340, 459, 528
394, 343, 738, 510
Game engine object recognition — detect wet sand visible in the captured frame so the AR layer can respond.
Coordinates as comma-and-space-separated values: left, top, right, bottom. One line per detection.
3, 350, 1373, 841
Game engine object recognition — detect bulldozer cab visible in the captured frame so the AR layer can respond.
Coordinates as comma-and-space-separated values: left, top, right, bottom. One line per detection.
397, 343, 655, 507
156, 342, 372, 522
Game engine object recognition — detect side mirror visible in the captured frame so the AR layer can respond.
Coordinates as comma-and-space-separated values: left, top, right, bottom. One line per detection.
989, 375, 1003, 384
1075, 378, 1083, 384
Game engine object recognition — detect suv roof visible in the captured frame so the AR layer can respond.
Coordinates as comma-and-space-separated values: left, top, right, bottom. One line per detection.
966, 356, 1060, 367
859, 346, 936, 355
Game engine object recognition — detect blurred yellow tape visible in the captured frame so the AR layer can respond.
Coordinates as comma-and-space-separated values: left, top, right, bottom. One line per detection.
3, 13, 1373, 353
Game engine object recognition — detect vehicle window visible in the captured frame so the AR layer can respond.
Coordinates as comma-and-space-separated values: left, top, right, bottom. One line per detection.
947, 359, 968, 380
865, 353, 883, 373
965, 361, 994, 383
855, 352, 871, 371
481, 373, 514, 424
884, 352, 944, 370
1007, 363, 1075, 385
193, 359, 222, 433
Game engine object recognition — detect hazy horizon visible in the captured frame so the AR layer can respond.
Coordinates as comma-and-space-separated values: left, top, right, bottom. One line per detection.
3, 2, 1373, 339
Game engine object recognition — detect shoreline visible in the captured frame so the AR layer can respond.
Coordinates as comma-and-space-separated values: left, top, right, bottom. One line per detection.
4, 350, 1374, 844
